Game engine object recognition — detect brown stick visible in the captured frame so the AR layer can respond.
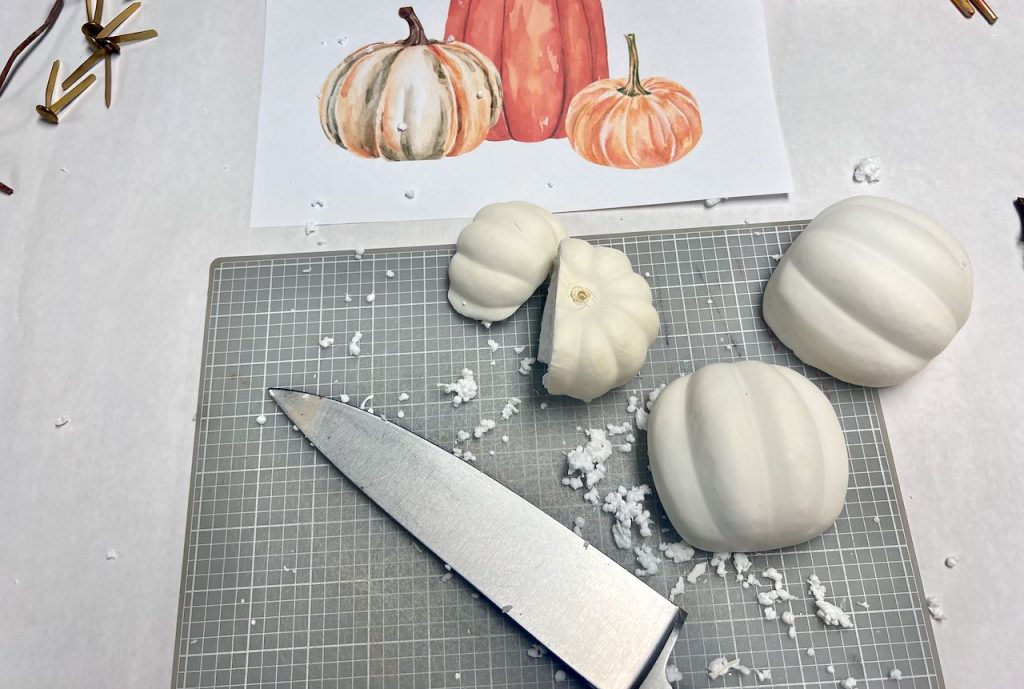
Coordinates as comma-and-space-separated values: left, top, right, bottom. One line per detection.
0, 0, 66, 195
0, 0, 65, 97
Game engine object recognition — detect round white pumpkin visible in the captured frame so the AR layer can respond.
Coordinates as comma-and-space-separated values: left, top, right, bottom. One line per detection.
763, 196, 973, 387
447, 202, 568, 323
648, 361, 849, 553
538, 238, 659, 402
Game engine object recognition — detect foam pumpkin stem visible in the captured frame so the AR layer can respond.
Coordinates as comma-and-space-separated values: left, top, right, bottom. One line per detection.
319, 6, 503, 161
566, 33, 703, 169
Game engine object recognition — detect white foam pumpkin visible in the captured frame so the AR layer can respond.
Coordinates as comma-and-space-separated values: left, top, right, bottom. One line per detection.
538, 238, 659, 402
648, 361, 849, 553
763, 196, 973, 387
447, 201, 568, 323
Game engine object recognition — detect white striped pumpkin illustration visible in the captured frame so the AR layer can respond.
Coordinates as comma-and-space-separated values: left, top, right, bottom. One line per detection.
319, 6, 502, 161
763, 196, 974, 387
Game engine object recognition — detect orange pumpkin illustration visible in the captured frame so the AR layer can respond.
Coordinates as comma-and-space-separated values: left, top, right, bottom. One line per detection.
445, 0, 609, 142
566, 33, 702, 169
319, 7, 503, 161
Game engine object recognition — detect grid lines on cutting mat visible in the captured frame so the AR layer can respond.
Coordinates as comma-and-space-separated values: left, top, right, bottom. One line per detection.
175, 223, 942, 689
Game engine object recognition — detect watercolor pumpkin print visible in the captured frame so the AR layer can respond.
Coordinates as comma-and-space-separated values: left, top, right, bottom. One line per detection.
319, 6, 502, 161
566, 34, 702, 169
444, 0, 609, 142
318, 5, 700, 169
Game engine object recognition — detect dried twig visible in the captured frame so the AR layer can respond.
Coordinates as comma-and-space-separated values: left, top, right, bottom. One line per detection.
0, 0, 66, 195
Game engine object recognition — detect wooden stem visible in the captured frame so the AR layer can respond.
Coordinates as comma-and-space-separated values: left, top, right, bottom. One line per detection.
618, 34, 650, 97
398, 7, 430, 46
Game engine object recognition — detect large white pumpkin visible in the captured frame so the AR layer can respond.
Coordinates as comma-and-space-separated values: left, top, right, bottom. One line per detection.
648, 361, 849, 553
448, 202, 568, 323
538, 238, 659, 402
763, 196, 973, 387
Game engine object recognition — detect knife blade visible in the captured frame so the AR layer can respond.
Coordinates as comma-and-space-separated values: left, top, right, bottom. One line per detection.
268, 388, 684, 689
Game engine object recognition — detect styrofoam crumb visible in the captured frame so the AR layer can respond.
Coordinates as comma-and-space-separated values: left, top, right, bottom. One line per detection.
518, 357, 536, 375
339, 394, 350, 403
404, 189, 416, 199
889, 668, 903, 681
311, 199, 325, 208
501, 398, 521, 420
487, 339, 500, 352
852, 157, 881, 183
501, 435, 509, 443
540, 402, 548, 410
473, 419, 496, 439
344, 293, 352, 303
359, 394, 374, 410
707, 656, 741, 680
438, 369, 478, 407
604, 485, 653, 549
513, 345, 526, 354
105, 549, 119, 561
526, 644, 547, 659
366, 292, 376, 303
55, 416, 70, 427
348, 332, 362, 356
554, 670, 567, 682
397, 410, 405, 418
666, 663, 684, 682
840, 677, 858, 689
256, 414, 267, 425
354, 248, 365, 258
319, 336, 334, 348
944, 556, 959, 568
304, 220, 318, 236
926, 595, 947, 621
386, 269, 395, 278
634, 544, 661, 577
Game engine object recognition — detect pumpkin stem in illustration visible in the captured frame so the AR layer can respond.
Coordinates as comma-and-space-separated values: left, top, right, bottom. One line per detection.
565, 33, 703, 169
397, 6, 431, 47
618, 34, 651, 98
318, 6, 503, 161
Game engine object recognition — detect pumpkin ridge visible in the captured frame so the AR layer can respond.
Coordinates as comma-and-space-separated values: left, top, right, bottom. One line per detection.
447, 43, 504, 127
642, 97, 677, 165
766, 365, 827, 543
799, 230, 961, 357
826, 203, 971, 300
428, 45, 471, 156
656, 91, 700, 153
600, 97, 638, 168
352, 47, 405, 159
777, 260, 930, 371
330, 47, 391, 151
684, 368, 730, 547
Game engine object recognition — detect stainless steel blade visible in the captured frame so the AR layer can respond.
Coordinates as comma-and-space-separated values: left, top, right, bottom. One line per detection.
269, 389, 684, 689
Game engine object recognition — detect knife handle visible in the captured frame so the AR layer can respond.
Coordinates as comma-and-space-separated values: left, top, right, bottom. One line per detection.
637, 617, 683, 689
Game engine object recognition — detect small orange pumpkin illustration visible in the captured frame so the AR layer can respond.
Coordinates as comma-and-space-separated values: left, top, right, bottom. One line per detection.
319, 6, 503, 161
566, 33, 702, 169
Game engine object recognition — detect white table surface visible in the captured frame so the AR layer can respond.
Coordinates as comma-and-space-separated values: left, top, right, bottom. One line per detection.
1, 2, 1021, 687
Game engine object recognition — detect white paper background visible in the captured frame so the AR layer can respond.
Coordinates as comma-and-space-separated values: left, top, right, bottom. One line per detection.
2, 2, 1023, 689
251, 0, 792, 227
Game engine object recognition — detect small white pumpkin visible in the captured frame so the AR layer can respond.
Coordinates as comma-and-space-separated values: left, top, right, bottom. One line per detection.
538, 238, 659, 402
763, 196, 973, 387
648, 361, 849, 553
448, 201, 568, 323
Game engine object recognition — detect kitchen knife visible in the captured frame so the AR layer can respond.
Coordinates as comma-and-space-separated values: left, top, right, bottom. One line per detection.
268, 388, 685, 689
